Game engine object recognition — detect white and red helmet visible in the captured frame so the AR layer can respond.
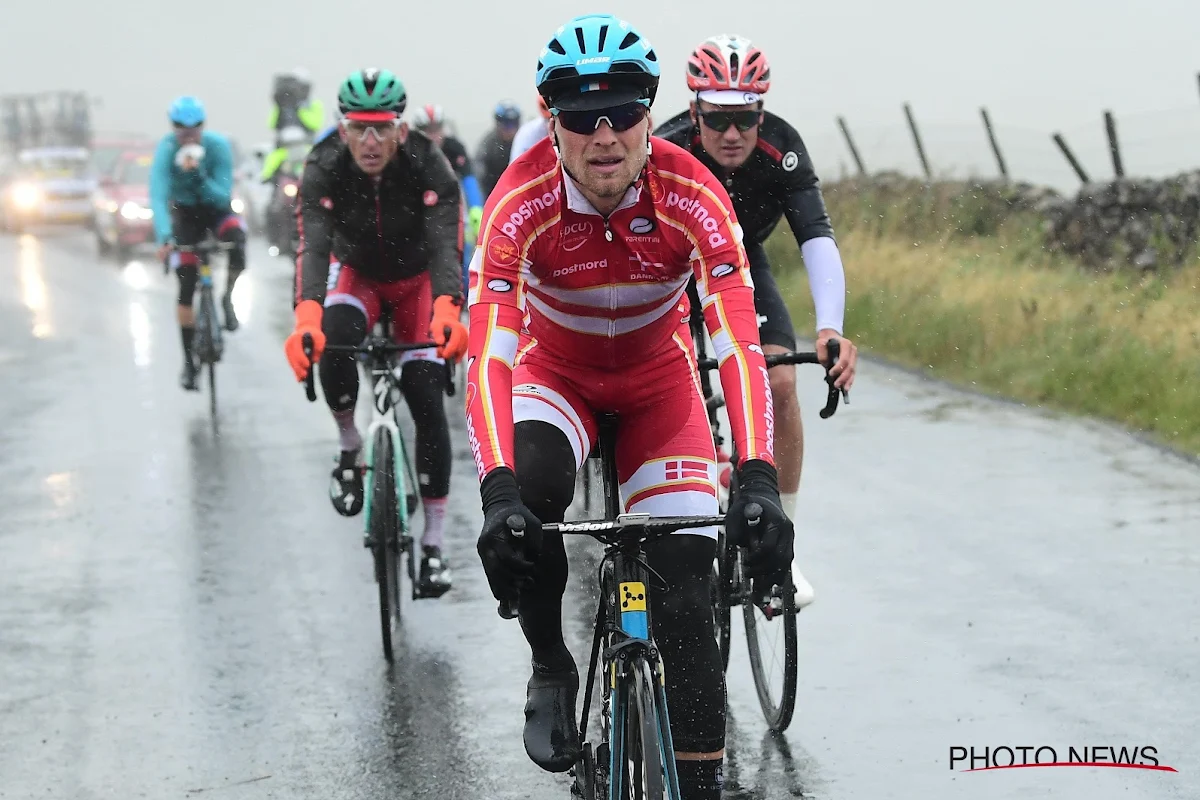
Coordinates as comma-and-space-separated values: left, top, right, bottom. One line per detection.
411, 103, 445, 130
686, 35, 771, 103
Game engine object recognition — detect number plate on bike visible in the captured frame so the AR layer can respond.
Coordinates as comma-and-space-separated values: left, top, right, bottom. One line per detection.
619, 581, 649, 639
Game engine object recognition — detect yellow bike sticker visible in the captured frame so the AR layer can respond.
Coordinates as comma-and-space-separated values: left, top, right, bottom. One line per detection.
619, 581, 647, 612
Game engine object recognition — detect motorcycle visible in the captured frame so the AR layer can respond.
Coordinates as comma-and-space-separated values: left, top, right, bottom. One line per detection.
265, 161, 302, 258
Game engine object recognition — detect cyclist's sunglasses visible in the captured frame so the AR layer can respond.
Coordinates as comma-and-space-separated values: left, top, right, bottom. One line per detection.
340, 117, 401, 142
698, 110, 762, 133
553, 102, 649, 135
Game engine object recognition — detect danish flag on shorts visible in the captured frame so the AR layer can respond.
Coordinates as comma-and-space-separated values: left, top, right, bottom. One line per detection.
665, 460, 709, 482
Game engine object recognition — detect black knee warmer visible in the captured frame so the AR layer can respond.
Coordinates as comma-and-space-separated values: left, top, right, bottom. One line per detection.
513, 420, 578, 669
644, 534, 725, 754
399, 360, 451, 497
318, 304, 367, 412
176, 265, 198, 306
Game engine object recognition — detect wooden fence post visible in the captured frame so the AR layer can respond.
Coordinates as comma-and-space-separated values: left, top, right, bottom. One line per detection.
903, 103, 932, 180
1052, 132, 1090, 184
835, 116, 867, 176
1104, 110, 1124, 178
980, 107, 1009, 181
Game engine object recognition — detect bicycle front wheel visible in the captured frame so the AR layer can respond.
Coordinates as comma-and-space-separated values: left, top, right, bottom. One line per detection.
712, 530, 732, 673
196, 287, 219, 421
613, 658, 678, 800
369, 427, 402, 662
742, 564, 798, 732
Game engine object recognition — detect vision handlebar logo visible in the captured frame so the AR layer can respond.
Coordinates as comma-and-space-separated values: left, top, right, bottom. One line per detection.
950, 745, 1177, 773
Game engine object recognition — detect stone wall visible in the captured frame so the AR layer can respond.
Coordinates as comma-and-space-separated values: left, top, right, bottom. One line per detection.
825, 171, 1200, 271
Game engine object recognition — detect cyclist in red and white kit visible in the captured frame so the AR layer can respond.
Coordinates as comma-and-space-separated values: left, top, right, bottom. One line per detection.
467, 14, 814, 799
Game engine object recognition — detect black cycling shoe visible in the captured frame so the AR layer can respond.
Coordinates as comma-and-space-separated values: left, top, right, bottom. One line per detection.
524, 661, 582, 773
329, 449, 364, 517
179, 360, 199, 391
222, 292, 239, 332
417, 546, 453, 598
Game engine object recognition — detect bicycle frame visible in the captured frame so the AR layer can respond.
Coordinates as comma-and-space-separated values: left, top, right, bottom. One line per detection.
360, 349, 413, 545
570, 415, 689, 799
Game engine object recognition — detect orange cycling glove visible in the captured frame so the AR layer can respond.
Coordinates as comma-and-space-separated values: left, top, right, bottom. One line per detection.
429, 295, 468, 362
284, 300, 326, 381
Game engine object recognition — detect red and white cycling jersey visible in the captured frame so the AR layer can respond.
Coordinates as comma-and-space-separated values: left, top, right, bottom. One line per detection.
465, 136, 774, 479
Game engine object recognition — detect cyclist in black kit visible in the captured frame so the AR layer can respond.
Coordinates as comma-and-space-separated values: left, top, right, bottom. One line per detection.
282, 68, 468, 597
655, 34, 859, 608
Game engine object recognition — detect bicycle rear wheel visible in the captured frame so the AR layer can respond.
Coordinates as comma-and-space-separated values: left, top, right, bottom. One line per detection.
369, 427, 402, 662
743, 566, 798, 732
579, 457, 602, 519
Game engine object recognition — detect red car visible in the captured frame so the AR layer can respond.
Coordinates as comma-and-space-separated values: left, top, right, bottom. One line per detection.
93, 149, 155, 257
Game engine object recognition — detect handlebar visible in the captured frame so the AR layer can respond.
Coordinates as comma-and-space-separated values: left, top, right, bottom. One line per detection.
696, 340, 847, 419
496, 509, 751, 620
173, 241, 239, 254
301, 329, 458, 402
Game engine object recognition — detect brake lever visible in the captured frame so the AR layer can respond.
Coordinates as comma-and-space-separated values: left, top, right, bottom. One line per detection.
819, 338, 845, 419
302, 333, 317, 402
497, 514, 524, 620
443, 325, 457, 397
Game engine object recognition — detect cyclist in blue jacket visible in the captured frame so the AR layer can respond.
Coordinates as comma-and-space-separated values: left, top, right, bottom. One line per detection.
150, 95, 248, 391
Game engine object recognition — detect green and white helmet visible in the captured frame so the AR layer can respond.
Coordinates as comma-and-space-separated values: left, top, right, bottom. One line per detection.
337, 68, 406, 119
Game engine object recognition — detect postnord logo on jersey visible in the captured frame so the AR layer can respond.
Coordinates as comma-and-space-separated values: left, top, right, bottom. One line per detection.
664, 191, 729, 249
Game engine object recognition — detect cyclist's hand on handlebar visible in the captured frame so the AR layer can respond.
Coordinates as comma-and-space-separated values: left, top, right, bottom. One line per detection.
476, 468, 543, 605
284, 300, 325, 381
816, 328, 858, 391
429, 295, 468, 362
156, 241, 174, 265
726, 459, 795, 579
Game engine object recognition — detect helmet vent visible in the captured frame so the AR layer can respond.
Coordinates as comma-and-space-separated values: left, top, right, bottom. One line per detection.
619, 32, 639, 50
598, 24, 609, 51
575, 26, 588, 54
729, 53, 740, 81
548, 39, 566, 55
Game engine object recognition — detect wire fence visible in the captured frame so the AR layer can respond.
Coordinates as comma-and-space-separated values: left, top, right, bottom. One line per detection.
804, 99, 1200, 195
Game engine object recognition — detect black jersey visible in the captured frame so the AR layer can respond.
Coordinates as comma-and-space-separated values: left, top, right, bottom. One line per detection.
654, 109, 834, 248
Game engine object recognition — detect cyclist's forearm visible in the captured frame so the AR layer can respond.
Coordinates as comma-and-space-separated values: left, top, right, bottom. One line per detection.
428, 194, 465, 299
461, 174, 483, 210
701, 287, 775, 467
296, 213, 333, 304
464, 302, 522, 477
799, 236, 846, 335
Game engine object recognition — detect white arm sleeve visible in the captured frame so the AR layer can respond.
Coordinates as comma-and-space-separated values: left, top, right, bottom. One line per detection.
800, 236, 846, 335
509, 119, 549, 164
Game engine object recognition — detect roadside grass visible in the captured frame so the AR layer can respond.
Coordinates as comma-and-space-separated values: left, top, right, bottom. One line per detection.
769, 182, 1200, 455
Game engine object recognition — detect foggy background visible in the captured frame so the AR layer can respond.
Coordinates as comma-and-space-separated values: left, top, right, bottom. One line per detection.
3, 0, 1199, 192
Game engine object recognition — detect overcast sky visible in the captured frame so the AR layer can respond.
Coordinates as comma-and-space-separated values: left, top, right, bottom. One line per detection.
3, 0, 1199, 191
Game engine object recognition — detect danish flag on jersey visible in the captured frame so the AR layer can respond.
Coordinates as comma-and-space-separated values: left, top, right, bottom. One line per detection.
666, 460, 710, 481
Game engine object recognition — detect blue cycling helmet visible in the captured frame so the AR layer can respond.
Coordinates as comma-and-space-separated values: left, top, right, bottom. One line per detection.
494, 100, 521, 124
535, 14, 660, 111
168, 95, 206, 127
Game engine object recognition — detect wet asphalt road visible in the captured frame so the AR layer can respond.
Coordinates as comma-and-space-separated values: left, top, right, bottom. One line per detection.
1, 228, 1198, 799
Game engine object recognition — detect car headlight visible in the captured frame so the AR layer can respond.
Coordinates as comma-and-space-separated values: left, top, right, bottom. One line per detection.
11, 183, 43, 210
121, 201, 142, 220
231, 197, 246, 214
283, 183, 298, 198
